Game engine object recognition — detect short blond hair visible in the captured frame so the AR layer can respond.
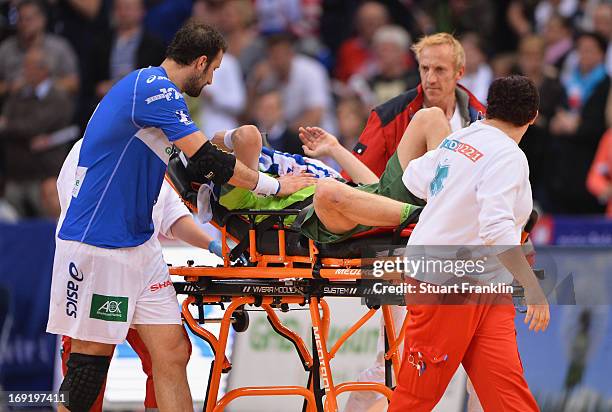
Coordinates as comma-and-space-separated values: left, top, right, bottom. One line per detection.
411, 32, 465, 71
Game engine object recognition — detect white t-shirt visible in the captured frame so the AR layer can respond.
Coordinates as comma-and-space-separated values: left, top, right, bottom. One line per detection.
403, 121, 532, 247
459, 64, 493, 104
280, 54, 336, 133
449, 103, 463, 132
402, 121, 532, 285
151, 180, 192, 239
57, 139, 190, 239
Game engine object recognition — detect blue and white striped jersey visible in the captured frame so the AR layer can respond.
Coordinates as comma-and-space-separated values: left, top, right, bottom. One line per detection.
58, 66, 199, 248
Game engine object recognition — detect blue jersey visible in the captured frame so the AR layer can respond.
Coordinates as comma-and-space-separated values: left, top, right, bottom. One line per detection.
58, 66, 199, 248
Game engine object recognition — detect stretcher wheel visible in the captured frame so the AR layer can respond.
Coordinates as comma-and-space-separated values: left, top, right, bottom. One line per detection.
232, 306, 249, 332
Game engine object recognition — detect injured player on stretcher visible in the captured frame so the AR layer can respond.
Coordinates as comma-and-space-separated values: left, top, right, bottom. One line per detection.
167, 109, 454, 412
170, 107, 454, 242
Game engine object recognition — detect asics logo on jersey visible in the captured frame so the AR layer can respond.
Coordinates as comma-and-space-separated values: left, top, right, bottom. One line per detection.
146, 74, 169, 84
65, 262, 84, 318
440, 139, 484, 162
175, 110, 194, 126
145, 87, 183, 104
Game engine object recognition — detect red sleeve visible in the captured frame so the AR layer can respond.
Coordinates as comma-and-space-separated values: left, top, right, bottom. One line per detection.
334, 39, 368, 83
586, 129, 612, 197
334, 42, 353, 83
340, 110, 388, 179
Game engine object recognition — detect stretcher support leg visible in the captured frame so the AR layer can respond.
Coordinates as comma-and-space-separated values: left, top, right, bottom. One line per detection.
309, 297, 338, 412
204, 297, 252, 412
381, 305, 402, 383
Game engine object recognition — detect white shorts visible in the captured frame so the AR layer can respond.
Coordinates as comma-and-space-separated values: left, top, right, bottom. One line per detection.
46, 237, 181, 344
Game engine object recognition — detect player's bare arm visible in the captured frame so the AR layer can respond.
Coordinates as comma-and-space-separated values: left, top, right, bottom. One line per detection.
174, 131, 316, 197
298, 126, 379, 184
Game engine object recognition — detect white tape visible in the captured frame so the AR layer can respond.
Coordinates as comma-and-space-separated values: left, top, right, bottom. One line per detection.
223, 128, 238, 150
253, 172, 280, 196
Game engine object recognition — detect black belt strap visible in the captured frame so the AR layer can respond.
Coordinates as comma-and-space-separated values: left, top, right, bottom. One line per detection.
229, 197, 314, 261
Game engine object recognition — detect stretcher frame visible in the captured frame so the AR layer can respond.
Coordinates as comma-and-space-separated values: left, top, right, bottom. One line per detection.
169, 202, 537, 412
171, 208, 413, 412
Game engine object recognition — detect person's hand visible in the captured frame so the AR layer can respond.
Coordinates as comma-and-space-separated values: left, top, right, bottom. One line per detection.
9, 77, 26, 94
298, 126, 340, 158
524, 286, 550, 332
208, 239, 223, 258
250, 61, 272, 87
95, 80, 114, 99
507, 1, 532, 36
276, 173, 318, 197
550, 111, 565, 135
30, 134, 50, 151
551, 110, 579, 135
599, 183, 612, 202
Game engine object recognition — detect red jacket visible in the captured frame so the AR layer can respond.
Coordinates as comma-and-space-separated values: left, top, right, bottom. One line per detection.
586, 129, 612, 216
345, 84, 486, 178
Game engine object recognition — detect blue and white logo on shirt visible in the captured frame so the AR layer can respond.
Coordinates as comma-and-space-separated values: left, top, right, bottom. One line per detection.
430, 163, 449, 197
175, 110, 193, 126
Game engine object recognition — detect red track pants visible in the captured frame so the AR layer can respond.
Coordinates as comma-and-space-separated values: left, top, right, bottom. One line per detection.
388, 302, 539, 412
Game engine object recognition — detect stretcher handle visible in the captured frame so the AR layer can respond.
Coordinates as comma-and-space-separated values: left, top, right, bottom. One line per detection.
524, 210, 539, 234
521, 210, 539, 243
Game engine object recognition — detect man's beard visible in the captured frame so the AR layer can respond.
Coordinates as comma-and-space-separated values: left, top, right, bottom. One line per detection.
184, 72, 205, 97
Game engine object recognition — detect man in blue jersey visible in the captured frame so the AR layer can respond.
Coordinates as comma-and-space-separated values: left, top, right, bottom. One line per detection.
46, 22, 314, 412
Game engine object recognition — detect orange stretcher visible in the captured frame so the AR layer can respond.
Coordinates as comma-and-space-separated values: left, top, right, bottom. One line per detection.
171, 205, 416, 412
165, 162, 538, 412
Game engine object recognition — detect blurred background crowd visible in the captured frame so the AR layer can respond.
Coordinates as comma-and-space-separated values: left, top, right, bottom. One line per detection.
0, 0, 611, 221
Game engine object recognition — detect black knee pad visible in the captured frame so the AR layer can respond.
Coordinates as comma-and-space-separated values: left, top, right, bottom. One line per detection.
59, 353, 111, 412
186, 140, 236, 185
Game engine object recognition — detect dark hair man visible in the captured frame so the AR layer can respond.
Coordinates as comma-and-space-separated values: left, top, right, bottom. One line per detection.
47, 22, 313, 412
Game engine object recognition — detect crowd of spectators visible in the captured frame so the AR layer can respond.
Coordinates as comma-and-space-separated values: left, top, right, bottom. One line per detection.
0, 0, 610, 221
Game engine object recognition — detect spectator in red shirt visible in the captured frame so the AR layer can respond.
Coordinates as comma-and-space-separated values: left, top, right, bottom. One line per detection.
334, 1, 389, 83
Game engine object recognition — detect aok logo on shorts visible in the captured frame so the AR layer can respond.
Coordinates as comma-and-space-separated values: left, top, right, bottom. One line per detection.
89, 294, 128, 322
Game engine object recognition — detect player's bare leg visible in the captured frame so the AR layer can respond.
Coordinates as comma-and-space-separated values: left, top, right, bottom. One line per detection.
211, 125, 262, 170
313, 178, 407, 234
396, 107, 451, 170
58, 340, 114, 412
135, 324, 192, 412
